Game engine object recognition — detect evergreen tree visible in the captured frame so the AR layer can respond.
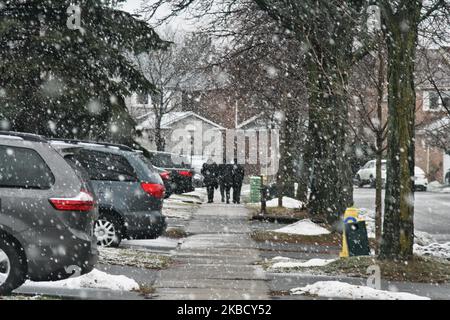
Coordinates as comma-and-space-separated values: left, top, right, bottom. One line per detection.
0, 0, 164, 143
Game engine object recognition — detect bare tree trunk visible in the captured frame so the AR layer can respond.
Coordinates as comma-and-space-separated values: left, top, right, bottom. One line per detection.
374, 40, 385, 255
276, 111, 296, 207
155, 114, 165, 151
380, 4, 421, 260
375, 149, 383, 253
306, 42, 353, 224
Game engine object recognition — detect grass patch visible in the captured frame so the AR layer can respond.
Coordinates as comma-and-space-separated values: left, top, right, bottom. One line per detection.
164, 227, 188, 239
251, 230, 342, 246
99, 247, 173, 270
246, 204, 328, 222
269, 290, 291, 297
319, 255, 450, 283
133, 285, 156, 298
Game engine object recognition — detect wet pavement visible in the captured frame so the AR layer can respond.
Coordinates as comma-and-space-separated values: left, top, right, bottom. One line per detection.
153, 197, 268, 299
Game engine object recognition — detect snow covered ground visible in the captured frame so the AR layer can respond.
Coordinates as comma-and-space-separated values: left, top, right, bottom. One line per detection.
248, 196, 304, 209
181, 188, 207, 202
291, 281, 430, 300
427, 181, 450, 193
358, 208, 437, 246
269, 257, 336, 270
273, 219, 330, 236
414, 242, 450, 260
266, 197, 304, 208
23, 269, 139, 291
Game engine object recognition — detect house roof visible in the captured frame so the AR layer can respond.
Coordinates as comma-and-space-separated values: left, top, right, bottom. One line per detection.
236, 111, 284, 129
136, 111, 226, 130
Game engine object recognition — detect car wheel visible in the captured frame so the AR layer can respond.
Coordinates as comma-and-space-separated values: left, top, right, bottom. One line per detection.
0, 236, 26, 295
94, 215, 122, 248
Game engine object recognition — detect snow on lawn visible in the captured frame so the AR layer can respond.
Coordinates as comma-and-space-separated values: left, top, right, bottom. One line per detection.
269, 257, 336, 270
24, 269, 139, 291
414, 242, 450, 260
291, 281, 430, 300
359, 209, 436, 245
273, 219, 330, 236
167, 195, 203, 205
427, 181, 450, 193
266, 197, 304, 209
182, 188, 207, 202
249, 196, 304, 209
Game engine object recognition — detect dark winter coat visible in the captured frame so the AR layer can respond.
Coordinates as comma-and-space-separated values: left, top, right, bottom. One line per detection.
232, 163, 245, 186
218, 163, 234, 186
201, 163, 218, 188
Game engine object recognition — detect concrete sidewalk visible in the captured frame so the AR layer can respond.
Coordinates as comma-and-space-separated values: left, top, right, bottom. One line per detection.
153, 194, 269, 299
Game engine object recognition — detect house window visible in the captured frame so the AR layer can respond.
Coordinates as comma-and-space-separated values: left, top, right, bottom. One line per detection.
136, 93, 148, 105
424, 91, 450, 111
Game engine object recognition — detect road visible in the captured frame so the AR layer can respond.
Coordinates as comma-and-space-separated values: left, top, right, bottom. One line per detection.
354, 187, 450, 242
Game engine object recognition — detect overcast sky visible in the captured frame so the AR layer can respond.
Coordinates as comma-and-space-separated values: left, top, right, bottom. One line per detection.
122, 0, 199, 33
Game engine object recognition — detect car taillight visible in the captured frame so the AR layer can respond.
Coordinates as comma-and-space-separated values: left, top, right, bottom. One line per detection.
141, 182, 165, 199
49, 190, 95, 212
178, 170, 193, 177
160, 171, 170, 180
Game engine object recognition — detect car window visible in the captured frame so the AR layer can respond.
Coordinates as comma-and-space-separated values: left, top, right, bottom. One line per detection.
137, 154, 158, 172
64, 155, 95, 193
72, 149, 138, 182
0, 145, 55, 189
149, 152, 191, 168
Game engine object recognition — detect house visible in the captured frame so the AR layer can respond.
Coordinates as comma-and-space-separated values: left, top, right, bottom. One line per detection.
135, 111, 225, 162
414, 47, 450, 182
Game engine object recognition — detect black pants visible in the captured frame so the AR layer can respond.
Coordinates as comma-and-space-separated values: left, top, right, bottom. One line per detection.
220, 183, 231, 202
232, 183, 242, 204
206, 185, 215, 202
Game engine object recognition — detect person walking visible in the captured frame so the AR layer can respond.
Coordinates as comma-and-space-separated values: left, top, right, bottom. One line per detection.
201, 160, 218, 203
218, 162, 234, 203
232, 158, 245, 204
217, 163, 226, 202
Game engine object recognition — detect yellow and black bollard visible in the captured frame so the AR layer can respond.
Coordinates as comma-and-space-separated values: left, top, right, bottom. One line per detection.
340, 207, 370, 258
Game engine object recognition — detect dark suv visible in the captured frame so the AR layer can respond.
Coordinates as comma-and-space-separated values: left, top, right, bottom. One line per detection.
50, 140, 167, 247
147, 151, 194, 194
0, 132, 98, 295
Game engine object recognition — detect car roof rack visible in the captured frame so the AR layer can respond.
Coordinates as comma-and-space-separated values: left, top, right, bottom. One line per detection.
47, 138, 135, 152
0, 131, 47, 143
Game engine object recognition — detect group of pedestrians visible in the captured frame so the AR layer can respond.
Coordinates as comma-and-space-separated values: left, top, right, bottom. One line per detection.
201, 159, 245, 204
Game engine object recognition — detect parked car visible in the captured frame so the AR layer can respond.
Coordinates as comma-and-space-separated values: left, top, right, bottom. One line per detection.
0, 132, 98, 295
146, 151, 194, 194
356, 159, 428, 191
414, 166, 428, 191
154, 166, 172, 198
50, 140, 167, 247
355, 160, 386, 188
